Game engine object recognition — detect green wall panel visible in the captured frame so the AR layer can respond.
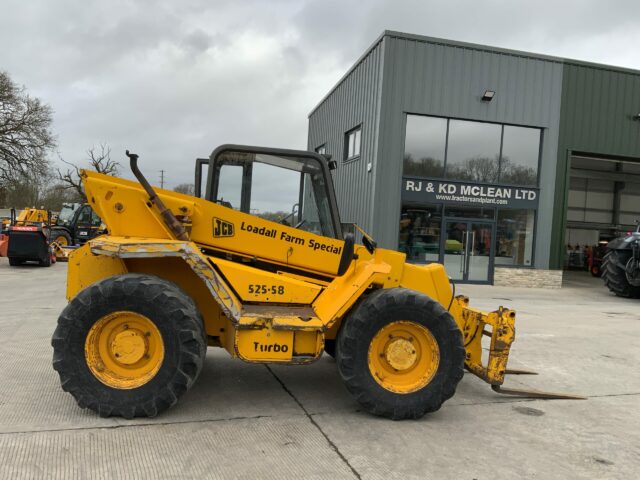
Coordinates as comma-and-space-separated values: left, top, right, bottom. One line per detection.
551, 63, 640, 269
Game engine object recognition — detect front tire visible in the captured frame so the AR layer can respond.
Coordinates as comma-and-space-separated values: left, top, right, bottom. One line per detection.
50, 229, 72, 247
602, 250, 640, 298
336, 288, 464, 420
52, 273, 206, 418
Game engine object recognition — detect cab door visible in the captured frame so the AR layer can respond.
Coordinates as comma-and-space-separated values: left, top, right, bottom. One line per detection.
74, 206, 103, 243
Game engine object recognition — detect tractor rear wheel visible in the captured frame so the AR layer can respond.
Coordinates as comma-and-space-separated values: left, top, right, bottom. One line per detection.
602, 250, 640, 298
336, 288, 464, 420
52, 273, 206, 418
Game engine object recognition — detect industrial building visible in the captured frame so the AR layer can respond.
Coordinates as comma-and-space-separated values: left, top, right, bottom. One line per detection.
308, 31, 640, 286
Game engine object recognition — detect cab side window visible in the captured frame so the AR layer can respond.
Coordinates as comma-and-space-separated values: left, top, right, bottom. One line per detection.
76, 207, 92, 225
250, 162, 300, 226
90, 210, 102, 226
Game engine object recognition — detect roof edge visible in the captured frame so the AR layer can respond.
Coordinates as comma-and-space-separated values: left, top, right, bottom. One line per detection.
307, 31, 386, 118
383, 30, 640, 75
308, 30, 640, 118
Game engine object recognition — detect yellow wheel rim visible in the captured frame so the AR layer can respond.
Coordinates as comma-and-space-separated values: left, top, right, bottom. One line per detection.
368, 321, 440, 394
53, 235, 68, 246
85, 311, 164, 389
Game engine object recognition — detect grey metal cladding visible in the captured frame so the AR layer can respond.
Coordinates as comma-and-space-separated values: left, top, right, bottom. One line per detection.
373, 34, 564, 267
307, 39, 385, 235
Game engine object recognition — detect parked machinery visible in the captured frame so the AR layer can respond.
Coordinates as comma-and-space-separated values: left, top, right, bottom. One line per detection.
602, 225, 640, 298
50, 203, 104, 246
5, 208, 55, 267
52, 146, 581, 420
588, 241, 608, 277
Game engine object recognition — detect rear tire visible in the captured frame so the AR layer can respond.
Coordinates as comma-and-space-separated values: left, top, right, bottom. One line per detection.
39, 250, 52, 267
52, 273, 206, 418
336, 288, 464, 420
8, 257, 22, 266
602, 250, 640, 298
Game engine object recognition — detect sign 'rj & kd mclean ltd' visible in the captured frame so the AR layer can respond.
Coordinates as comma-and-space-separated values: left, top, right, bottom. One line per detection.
401, 177, 539, 209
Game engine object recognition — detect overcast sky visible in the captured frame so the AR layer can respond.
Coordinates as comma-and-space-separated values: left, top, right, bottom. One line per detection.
2, 0, 640, 191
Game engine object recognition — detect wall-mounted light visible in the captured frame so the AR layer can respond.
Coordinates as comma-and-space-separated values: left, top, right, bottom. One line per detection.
481, 90, 495, 102
632, 113, 640, 121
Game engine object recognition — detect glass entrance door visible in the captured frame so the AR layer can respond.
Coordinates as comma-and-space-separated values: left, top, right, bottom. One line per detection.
442, 220, 494, 283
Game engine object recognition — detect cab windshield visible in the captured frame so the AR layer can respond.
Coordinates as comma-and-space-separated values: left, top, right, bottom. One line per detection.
208, 149, 339, 238
57, 205, 77, 226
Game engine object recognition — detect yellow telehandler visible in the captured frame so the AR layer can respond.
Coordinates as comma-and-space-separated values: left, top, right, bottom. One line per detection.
52, 146, 581, 419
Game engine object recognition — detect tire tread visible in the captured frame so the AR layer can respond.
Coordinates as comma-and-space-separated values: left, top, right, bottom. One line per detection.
51, 273, 206, 418
336, 288, 464, 420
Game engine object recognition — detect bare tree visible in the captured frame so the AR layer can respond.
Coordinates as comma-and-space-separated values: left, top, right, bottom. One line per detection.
499, 157, 537, 185
403, 154, 443, 177
58, 144, 119, 201
447, 156, 500, 183
1, 168, 79, 210
173, 183, 195, 196
0, 71, 55, 188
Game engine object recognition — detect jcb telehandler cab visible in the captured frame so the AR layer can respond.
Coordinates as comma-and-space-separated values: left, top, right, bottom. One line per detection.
50, 203, 103, 246
52, 146, 581, 420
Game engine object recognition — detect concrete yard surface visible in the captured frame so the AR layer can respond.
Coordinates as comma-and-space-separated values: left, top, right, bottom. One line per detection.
0, 258, 638, 479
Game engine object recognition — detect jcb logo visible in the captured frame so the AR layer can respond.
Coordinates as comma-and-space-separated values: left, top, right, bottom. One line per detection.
213, 218, 234, 237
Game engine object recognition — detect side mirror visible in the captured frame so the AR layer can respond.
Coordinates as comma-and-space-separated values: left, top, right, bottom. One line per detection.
341, 222, 355, 236
322, 154, 337, 170
362, 235, 377, 254
337, 233, 355, 276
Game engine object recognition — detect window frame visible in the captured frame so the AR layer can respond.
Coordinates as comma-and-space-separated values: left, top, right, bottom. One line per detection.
402, 113, 543, 189
344, 125, 362, 162
206, 144, 344, 239
403, 115, 447, 178
494, 207, 537, 268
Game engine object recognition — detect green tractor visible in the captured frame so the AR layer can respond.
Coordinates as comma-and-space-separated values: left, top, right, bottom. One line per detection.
602, 224, 640, 298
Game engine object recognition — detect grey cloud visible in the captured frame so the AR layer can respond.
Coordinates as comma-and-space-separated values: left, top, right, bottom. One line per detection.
1, 0, 639, 193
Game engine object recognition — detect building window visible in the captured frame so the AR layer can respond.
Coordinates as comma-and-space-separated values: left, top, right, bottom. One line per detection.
446, 120, 501, 183
402, 114, 541, 187
399, 204, 442, 263
403, 115, 446, 177
500, 126, 540, 186
495, 209, 535, 266
315, 144, 326, 155
345, 126, 361, 161
444, 205, 495, 220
